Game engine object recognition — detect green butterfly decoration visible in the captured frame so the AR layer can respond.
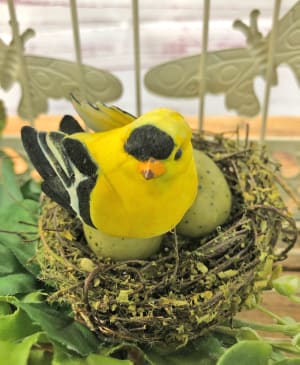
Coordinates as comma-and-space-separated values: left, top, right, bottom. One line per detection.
144, 1, 300, 117
0, 26, 122, 121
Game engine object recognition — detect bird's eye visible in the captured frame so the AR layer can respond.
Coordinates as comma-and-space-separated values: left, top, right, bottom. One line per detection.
174, 148, 182, 160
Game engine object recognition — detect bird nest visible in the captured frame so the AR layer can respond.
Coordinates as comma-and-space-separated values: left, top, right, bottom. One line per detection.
37, 131, 297, 348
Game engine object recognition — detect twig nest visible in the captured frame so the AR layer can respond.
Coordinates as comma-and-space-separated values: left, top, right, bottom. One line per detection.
36, 132, 297, 348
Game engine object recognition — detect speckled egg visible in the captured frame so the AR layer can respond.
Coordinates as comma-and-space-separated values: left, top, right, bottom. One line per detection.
83, 224, 163, 261
177, 149, 232, 237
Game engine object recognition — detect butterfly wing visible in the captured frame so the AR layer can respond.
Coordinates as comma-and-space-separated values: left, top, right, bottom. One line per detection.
145, 48, 261, 117
0, 39, 19, 91
273, 1, 300, 86
17, 55, 122, 120
201, 48, 261, 116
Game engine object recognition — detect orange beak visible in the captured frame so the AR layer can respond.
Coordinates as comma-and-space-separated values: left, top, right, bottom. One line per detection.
138, 157, 166, 180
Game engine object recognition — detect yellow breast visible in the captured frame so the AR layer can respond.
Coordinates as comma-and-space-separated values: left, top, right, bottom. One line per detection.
89, 154, 197, 238
75, 120, 198, 238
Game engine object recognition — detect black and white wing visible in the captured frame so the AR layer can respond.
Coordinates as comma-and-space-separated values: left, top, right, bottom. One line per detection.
21, 115, 98, 227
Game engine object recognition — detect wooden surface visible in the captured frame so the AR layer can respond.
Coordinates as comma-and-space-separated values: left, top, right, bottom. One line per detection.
2, 114, 300, 325
3, 114, 300, 136
238, 290, 300, 321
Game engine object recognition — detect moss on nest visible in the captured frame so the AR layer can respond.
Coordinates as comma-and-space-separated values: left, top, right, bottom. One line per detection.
36, 132, 297, 348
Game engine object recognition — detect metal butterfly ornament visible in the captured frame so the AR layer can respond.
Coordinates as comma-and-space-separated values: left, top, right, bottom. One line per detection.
0, 26, 122, 121
145, 2, 300, 117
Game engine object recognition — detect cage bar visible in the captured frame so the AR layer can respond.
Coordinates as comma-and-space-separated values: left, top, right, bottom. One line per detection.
70, 0, 86, 99
132, 0, 142, 116
7, 0, 34, 124
198, 0, 210, 132
260, 0, 281, 143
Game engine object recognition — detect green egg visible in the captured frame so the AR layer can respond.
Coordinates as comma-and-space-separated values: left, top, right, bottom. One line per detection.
83, 223, 163, 261
177, 149, 232, 237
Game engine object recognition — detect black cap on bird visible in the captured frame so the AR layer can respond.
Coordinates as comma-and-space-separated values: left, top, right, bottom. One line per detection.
124, 124, 175, 180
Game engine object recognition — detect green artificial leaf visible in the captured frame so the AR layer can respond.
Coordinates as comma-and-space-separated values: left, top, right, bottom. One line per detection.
12, 301, 99, 356
0, 220, 38, 297
0, 332, 43, 365
0, 301, 12, 315
145, 334, 224, 365
216, 340, 272, 365
270, 349, 286, 363
53, 345, 133, 365
0, 153, 23, 209
0, 296, 130, 365
0, 242, 23, 274
0, 199, 40, 275
28, 349, 53, 365
0, 272, 37, 295
293, 333, 300, 350
273, 276, 300, 297
281, 316, 298, 325
145, 348, 212, 365
0, 298, 40, 342
236, 327, 261, 341
21, 179, 41, 201
101, 343, 149, 365
0, 155, 40, 277
213, 330, 237, 349
22, 291, 45, 303
274, 360, 300, 365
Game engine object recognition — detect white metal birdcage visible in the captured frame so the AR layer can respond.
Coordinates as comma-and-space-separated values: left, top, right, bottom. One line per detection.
0, 1, 300, 127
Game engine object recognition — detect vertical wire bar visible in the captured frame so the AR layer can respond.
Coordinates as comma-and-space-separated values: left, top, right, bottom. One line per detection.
7, 0, 34, 124
70, 0, 86, 99
260, 0, 281, 143
198, 0, 210, 132
132, 0, 142, 116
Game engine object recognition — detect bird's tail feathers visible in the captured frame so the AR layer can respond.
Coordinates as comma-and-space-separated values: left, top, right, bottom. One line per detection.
71, 93, 136, 132
59, 115, 85, 134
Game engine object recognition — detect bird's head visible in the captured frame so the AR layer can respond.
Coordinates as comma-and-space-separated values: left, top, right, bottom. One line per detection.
123, 108, 195, 181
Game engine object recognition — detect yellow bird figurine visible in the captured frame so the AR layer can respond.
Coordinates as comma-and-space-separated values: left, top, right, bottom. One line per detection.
21, 102, 198, 239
